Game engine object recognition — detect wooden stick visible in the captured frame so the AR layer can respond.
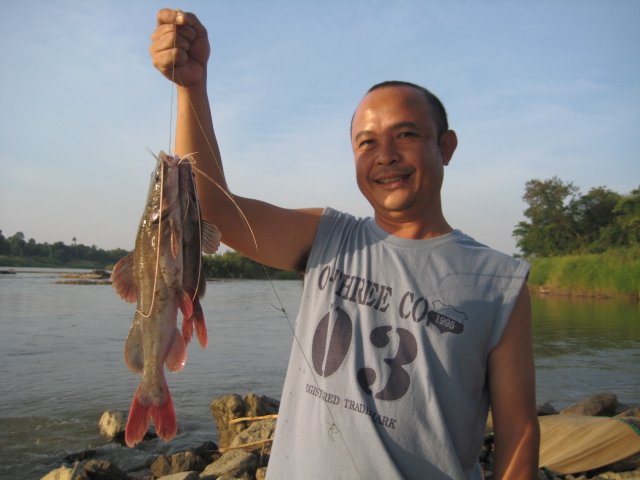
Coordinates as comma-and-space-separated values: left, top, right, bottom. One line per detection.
218, 437, 275, 453
228, 414, 278, 426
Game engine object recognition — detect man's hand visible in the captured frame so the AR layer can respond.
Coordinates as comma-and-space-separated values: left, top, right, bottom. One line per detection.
150, 9, 210, 87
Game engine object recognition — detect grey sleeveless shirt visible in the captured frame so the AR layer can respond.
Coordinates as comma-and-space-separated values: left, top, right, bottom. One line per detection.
266, 208, 530, 479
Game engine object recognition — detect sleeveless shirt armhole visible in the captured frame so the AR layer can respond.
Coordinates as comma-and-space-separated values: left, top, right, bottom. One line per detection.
486, 260, 532, 355
305, 207, 347, 273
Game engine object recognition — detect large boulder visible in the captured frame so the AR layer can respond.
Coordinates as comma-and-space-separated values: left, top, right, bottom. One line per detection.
210, 394, 248, 449
76, 460, 130, 480
210, 394, 279, 449
150, 452, 206, 477
99, 410, 127, 440
230, 418, 277, 456
560, 392, 618, 416
199, 449, 258, 479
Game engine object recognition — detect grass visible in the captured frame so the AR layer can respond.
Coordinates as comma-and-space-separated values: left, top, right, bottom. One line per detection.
528, 245, 640, 299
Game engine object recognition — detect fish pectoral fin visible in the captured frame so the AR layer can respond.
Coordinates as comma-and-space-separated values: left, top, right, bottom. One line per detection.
166, 328, 187, 372
124, 321, 144, 374
111, 252, 137, 304
201, 221, 221, 254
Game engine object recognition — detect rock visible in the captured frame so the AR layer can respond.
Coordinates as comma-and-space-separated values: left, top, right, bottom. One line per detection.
188, 441, 220, 465
537, 402, 558, 416
606, 452, 640, 473
592, 470, 640, 480
63, 450, 96, 463
99, 409, 157, 442
256, 466, 268, 480
210, 394, 279, 449
243, 394, 278, 418
156, 472, 200, 480
150, 452, 205, 477
76, 460, 130, 480
40, 465, 75, 480
210, 394, 248, 449
616, 408, 640, 418
99, 410, 126, 440
560, 392, 618, 416
230, 418, 277, 457
200, 449, 258, 479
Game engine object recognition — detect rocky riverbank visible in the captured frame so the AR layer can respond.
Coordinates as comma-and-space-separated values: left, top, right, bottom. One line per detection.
40, 392, 640, 480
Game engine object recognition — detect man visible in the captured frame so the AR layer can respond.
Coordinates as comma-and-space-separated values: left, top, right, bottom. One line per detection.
150, 9, 539, 479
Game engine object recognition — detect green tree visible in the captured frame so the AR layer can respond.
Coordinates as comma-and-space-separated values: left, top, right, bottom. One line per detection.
612, 187, 640, 246
513, 176, 580, 258
8, 232, 26, 257
568, 187, 622, 252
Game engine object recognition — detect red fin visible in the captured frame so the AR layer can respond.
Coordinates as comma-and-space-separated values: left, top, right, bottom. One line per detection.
181, 315, 194, 345
151, 390, 177, 442
111, 252, 137, 303
125, 394, 152, 447
166, 328, 187, 372
125, 380, 178, 447
177, 289, 193, 321
192, 301, 208, 349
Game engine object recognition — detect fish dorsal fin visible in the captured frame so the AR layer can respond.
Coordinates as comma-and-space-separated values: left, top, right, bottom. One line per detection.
111, 252, 137, 304
124, 319, 144, 374
166, 328, 187, 373
201, 220, 221, 254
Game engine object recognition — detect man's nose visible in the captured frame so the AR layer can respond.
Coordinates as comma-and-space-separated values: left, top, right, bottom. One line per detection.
376, 139, 400, 165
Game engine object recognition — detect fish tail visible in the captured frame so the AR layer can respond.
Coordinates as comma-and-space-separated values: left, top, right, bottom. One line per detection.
150, 389, 177, 442
125, 392, 152, 447
125, 381, 177, 447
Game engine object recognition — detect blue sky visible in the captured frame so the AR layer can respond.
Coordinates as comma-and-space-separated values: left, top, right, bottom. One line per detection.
1, 0, 638, 256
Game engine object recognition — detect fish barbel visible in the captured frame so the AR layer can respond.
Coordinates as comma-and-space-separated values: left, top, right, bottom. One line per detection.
111, 151, 212, 447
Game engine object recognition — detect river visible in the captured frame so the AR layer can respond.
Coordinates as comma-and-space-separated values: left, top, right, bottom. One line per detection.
0, 268, 638, 479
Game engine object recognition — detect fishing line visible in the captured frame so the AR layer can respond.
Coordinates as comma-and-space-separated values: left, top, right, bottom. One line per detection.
175, 66, 363, 478
135, 150, 165, 319
162, 10, 362, 476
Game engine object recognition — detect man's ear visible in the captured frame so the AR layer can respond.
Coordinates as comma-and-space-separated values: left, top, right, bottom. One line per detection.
439, 130, 458, 166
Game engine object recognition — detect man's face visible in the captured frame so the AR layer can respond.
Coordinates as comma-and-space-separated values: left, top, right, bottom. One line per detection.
351, 86, 455, 224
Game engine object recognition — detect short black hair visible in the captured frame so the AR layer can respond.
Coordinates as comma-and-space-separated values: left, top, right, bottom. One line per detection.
366, 80, 449, 140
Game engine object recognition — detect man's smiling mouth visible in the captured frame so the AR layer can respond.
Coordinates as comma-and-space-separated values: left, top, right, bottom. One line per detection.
375, 174, 411, 184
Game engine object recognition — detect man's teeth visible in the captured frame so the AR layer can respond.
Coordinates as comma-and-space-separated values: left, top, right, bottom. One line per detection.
378, 175, 407, 184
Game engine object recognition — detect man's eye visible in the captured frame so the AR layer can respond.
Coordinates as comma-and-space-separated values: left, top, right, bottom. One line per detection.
359, 139, 375, 147
399, 131, 416, 138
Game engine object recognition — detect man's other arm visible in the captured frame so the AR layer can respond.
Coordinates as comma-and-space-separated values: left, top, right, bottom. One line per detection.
488, 283, 540, 479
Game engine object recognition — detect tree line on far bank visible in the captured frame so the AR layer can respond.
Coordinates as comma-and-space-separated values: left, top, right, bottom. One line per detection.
0, 230, 301, 280
0, 230, 128, 268
513, 177, 639, 259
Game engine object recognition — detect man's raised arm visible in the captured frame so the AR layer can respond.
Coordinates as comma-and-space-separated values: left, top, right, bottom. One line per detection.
150, 9, 323, 272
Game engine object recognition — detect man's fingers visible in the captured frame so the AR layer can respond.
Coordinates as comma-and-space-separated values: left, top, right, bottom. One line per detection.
152, 48, 189, 72
151, 28, 193, 53
156, 8, 204, 32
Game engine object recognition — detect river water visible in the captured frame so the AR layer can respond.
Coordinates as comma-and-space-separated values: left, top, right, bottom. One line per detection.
0, 268, 638, 479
